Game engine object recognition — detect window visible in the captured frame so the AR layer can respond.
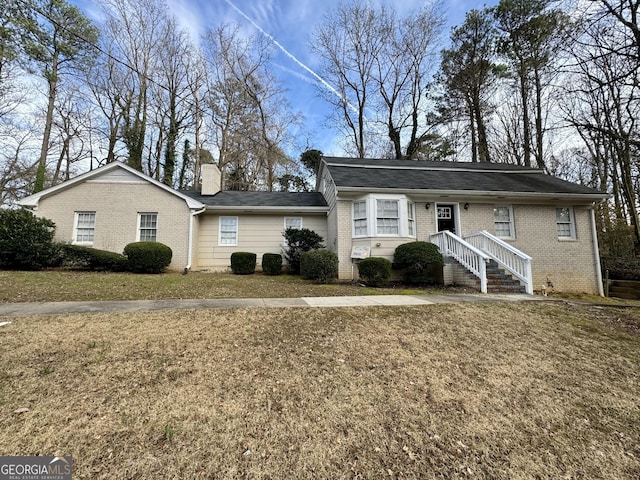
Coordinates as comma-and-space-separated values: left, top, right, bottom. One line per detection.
494, 206, 514, 238
219, 216, 238, 245
138, 212, 158, 241
376, 199, 399, 235
74, 211, 95, 244
284, 217, 302, 230
556, 207, 576, 239
408, 202, 415, 237
353, 201, 367, 237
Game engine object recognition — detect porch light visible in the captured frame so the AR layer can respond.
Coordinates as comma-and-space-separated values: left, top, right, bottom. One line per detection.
425, 203, 431, 210
464, 203, 469, 210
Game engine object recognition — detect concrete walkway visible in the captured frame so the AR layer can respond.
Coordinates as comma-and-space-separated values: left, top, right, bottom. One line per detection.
0, 293, 545, 317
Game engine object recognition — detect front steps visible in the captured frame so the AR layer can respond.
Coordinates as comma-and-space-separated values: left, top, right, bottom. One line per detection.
446, 258, 526, 294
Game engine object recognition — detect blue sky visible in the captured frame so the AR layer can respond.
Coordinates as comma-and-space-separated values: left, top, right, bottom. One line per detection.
72, 0, 495, 157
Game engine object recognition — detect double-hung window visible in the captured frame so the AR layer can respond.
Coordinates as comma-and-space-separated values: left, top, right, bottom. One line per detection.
556, 207, 576, 239
376, 199, 399, 235
494, 206, 514, 238
138, 212, 158, 241
219, 216, 238, 246
74, 211, 95, 244
353, 201, 367, 237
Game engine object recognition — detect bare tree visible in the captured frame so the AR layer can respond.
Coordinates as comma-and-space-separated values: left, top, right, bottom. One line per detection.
20, 0, 98, 192
202, 25, 299, 191
101, 0, 165, 172
312, 0, 387, 158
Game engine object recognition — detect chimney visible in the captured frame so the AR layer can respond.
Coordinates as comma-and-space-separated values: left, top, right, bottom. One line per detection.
200, 163, 221, 195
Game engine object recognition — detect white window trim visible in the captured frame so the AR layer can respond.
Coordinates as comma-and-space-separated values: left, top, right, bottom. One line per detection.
137, 212, 158, 242
219, 216, 238, 246
556, 207, 577, 240
352, 200, 368, 238
284, 217, 302, 230
494, 205, 515, 239
352, 195, 416, 238
73, 211, 96, 245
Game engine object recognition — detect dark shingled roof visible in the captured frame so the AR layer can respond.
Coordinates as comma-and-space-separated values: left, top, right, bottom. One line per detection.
322, 157, 606, 197
180, 190, 328, 208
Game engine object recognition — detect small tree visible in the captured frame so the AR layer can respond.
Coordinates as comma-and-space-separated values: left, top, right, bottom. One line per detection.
282, 227, 324, 274
0, 209, 61, 270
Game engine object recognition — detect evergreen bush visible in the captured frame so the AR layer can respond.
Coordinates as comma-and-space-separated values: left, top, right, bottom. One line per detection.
283, 227, 324, 274
123, 242, 172, 273
602, 256, 640, 281
230, 252, 257, 275
393, 241, 444, 285
0, 209, 61, 270
300, 249, 338, 283
357, 257, 392, 287
261, 253, 282, 275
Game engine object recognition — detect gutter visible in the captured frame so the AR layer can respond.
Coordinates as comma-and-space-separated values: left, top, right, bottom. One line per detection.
185, 207, 207, 273
335, 186, 608, 203
590, 205, 605, 297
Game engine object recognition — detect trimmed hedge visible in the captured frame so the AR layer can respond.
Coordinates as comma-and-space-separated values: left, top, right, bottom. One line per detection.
262, 253, 282, 275
123, 242, 172, 274
231, 252, 257, 275
358, 257, 392, 287
61, 244, 127, 271
0, 209, 61, 270
394, 241, 444, 285
300, 249, 338, 283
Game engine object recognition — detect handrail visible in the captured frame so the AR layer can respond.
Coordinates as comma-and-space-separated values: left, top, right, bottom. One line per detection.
430, 230, 489, 294
464, 230, 533, 295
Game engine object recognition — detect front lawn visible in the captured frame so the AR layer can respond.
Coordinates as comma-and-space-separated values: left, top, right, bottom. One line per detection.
0, 270, 439, 303
0, 302, 638, 478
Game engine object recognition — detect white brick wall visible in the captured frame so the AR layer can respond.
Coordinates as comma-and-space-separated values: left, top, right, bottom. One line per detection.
35, 181, 193, 270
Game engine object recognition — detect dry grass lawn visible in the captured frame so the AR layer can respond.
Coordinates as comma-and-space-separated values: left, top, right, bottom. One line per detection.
0, 302, 639, 478
0, 270, 430, 303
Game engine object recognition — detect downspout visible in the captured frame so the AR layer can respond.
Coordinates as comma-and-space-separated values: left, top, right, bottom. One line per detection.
185, 207, 207, 273
589, 205, 604, 297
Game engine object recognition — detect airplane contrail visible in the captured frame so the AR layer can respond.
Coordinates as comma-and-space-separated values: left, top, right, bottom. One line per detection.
223, 0, 360, 116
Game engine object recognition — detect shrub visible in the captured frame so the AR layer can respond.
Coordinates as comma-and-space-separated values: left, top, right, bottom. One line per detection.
231, 252, 257, 275
358, 257, 392, 287
602, 256, 640, 281
123, 242, 172, 274
0, 209, 62, 270
61, 244, 127, 271
262, 253, 282, 275
393, 241, 444, 285
283, 228, 324, 274
300, 249, 338, 283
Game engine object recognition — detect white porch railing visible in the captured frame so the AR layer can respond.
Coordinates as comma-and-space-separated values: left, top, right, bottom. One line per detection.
430, 230, 490, 294
464, 230, 533, 295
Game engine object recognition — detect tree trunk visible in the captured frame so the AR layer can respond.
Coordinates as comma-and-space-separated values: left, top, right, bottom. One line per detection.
34, 58, 59, 193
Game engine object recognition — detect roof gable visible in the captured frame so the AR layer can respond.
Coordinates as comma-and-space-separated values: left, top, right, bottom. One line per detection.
19, 162, 205, 209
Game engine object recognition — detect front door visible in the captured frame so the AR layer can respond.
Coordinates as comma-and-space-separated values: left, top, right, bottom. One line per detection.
437, 204, 456, 234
